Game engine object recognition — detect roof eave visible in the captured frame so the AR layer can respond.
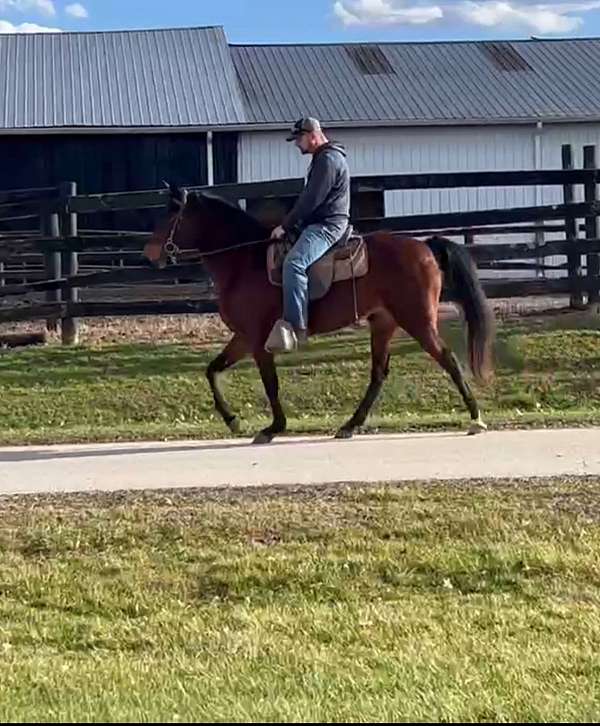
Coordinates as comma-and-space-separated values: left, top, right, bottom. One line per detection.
1, 115, 600, 134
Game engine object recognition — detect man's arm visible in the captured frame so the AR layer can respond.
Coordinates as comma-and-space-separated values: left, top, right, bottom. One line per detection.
283, 153, 336, 232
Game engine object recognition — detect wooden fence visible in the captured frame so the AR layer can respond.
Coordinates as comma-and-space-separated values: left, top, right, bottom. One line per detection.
1, 142, 599, 344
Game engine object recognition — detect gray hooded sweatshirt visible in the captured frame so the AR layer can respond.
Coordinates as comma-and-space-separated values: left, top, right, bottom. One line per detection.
282, 142, 350, 237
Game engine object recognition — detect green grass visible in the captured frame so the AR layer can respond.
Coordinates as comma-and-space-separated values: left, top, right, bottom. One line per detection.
0, 480, 599, 721
1, 314, 600, 445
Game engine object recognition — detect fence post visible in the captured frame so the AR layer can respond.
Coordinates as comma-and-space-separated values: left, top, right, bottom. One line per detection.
583, 145, 600, 305
40, 202, 61, 332
534, 223, 545, 278
59, 181, 79, 345
561, 144, 585, 308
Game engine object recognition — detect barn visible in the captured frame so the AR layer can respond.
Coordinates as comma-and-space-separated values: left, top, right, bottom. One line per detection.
2, 25, 600, 231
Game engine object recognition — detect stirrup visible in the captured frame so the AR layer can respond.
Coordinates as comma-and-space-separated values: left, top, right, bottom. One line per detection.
265, 319, 299, 353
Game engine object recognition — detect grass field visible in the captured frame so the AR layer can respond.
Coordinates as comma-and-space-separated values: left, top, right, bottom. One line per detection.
2, 310, 600, 721
0, 479, 599, 722
0, 310, 599, 445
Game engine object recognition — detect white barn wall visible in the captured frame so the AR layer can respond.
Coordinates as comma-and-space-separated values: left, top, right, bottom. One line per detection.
238, 125, 538, 213
238, 123, 600, 279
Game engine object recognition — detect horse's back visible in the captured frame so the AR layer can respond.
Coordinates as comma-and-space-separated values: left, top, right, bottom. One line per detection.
365, 231, 442, 274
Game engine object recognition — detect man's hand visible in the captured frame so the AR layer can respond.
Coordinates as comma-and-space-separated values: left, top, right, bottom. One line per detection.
270, 225, 286, 240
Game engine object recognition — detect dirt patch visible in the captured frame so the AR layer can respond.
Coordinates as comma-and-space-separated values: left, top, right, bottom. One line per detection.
0, 313, 231, 347
0, 296, 584, 347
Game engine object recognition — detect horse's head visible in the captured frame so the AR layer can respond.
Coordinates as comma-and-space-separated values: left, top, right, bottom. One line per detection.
143, 184, 207, 269
143, 182, 270, 269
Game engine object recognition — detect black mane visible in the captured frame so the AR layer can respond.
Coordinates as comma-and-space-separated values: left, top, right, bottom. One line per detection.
197, 191, 270, 242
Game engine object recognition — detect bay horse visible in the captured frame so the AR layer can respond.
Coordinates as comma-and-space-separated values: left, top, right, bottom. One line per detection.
143, 187, 495, 445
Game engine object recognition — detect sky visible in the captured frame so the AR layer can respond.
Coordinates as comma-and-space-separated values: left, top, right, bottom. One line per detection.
1, 0, 600, 42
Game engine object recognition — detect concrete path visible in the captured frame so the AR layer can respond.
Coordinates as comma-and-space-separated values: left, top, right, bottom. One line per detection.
0, 427, 598, 496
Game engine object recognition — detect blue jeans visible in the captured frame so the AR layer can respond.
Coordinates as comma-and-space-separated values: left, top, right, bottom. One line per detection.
282, 223, 343, 331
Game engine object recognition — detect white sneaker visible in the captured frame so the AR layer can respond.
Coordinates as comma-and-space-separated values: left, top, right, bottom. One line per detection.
265, 319, 299, 353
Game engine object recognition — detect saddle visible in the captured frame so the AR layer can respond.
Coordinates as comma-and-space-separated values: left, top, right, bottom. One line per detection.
267, 225, 369, 301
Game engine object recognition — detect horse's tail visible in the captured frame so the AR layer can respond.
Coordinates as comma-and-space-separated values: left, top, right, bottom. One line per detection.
425, 236, 495, 383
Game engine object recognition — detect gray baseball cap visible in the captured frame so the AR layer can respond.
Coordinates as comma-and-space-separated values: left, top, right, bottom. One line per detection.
286, 117, 322, 141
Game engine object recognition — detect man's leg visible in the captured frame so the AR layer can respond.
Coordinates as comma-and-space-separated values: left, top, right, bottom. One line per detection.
265, 225, 338, 353
282, 225, 337, 334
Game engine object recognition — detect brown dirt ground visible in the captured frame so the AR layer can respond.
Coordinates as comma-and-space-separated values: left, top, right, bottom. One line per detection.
0, 295, 590, 348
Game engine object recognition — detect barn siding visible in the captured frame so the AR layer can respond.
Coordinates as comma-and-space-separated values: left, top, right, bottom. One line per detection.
238, 126, 537, 214
238, 123, 600, 213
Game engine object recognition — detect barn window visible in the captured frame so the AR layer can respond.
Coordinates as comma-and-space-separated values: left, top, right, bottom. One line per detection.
481, 42, 532, 72
346, 45, 396, 75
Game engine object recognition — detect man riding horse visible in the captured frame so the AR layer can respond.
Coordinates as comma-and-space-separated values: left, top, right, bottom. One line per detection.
144, 117, 493, 444
265, 117, 351, 354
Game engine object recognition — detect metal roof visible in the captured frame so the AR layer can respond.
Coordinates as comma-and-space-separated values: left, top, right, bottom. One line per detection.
0, 26, 246, 129
4, 29, 600, 130
231, 38, 600, 125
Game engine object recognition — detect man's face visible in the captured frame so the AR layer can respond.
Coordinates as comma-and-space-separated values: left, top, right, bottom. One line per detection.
294, 131, 321, 155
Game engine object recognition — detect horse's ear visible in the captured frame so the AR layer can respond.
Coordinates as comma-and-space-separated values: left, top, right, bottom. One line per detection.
165, 184, 189, 213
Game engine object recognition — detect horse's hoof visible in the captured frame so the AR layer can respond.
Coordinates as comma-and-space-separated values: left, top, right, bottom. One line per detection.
335, 428, 354, 440
468, 418, 488, 435
253, 431, 273, 445
227, 416, 241, 434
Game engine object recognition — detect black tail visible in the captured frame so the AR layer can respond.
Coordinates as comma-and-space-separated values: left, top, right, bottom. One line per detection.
426, 236, 495, 383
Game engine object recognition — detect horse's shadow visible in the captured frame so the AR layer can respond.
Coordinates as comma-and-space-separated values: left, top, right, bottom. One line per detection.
0, 431, 461, 463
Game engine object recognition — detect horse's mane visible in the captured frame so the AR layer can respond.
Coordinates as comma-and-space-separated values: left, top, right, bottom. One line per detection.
187, 191, 271, 268
198, 191, 270, 240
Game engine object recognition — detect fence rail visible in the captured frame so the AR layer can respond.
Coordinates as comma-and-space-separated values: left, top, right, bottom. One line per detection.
62, 168, 600, 214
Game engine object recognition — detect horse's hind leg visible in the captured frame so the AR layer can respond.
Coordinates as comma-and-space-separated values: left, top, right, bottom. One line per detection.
252, 350, 287, 445
412, 323, 486, 435
336, 310, 397, 440
206, 334, 249, 433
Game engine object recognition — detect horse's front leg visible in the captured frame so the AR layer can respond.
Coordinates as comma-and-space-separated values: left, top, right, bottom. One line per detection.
206, 334, 249, 433
252, 350, 287, 445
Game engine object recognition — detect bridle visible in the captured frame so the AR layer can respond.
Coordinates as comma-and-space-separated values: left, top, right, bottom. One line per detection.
161, 188, 188, 264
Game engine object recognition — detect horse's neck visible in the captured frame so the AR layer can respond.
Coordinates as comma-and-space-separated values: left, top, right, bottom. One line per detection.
198, 214, 267, 289
202, 247, 255, 292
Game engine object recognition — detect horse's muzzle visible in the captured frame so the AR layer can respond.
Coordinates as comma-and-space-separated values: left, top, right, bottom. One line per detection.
142, 241, 167, 269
